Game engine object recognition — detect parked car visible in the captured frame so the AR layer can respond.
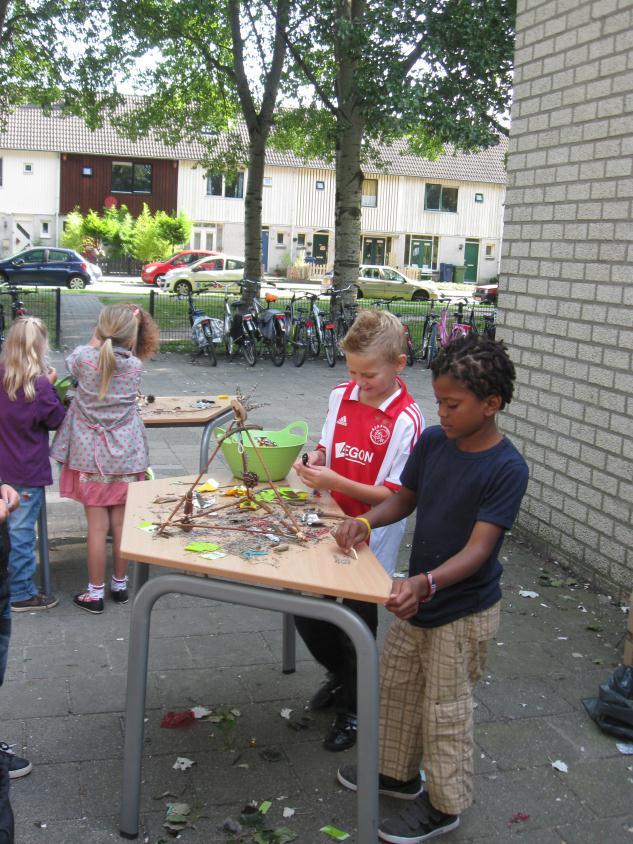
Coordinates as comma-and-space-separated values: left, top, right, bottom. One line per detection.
473, 281, 498, 304
160, 254, 245, 296
141, 250, 217, 286
87, 262, 103, 282
0, 247, 94, 289
322, 265, 438, 301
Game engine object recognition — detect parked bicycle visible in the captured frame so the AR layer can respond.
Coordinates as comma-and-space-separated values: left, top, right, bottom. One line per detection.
228, 279, 287, 367
0, 285, 27, 352
180, 288, 221, 366
420, 298, 469, 368
322, 285, 357, 361
286, 291, 336, 367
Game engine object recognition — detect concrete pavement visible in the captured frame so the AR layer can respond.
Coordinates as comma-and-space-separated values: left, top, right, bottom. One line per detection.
2, 298, 632, 842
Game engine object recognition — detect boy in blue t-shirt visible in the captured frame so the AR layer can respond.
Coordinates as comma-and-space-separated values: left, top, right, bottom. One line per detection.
335, 334, 529, 843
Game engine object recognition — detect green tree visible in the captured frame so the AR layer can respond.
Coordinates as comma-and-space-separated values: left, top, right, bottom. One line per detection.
276, 0, 514, 293
130, 203, 169, 263
156, 210, 192, 252
108, 0, 290, 287
59, 209, 84, 252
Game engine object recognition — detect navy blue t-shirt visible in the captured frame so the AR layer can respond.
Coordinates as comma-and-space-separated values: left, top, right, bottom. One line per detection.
400, 426, 528, 628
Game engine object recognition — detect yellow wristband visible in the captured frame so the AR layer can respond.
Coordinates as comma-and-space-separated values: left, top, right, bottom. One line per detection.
354, 517, 372, 539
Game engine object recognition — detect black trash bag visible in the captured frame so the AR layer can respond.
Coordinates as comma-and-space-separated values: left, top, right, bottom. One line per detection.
0, 750, 15, 844
583, 665, 633, 742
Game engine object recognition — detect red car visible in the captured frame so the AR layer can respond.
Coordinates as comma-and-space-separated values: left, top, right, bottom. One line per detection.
141, 250, 217, 285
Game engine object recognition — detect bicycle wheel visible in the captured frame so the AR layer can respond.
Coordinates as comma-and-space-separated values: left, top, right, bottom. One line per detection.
426, 324, 438, 369
271, 335, 286, 367
405, 337, 415, 366
308, 326, 320, 357
324, 327, 336, 367
242, 337, 257, 366
420, 319, 432, 361
292, 323, 308, 367
202, 326, 217, 366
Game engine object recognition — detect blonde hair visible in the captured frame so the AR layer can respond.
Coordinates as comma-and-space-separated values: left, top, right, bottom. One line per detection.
340, 310, 406, 363
1, 317, 49, 401
94, 305, 141, 400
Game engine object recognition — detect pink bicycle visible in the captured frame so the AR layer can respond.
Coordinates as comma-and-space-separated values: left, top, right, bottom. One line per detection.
425, 300, 471, 368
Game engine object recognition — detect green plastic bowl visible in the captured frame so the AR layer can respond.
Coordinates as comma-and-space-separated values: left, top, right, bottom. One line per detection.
54, 375, 75, 402
215, 420, 309, 482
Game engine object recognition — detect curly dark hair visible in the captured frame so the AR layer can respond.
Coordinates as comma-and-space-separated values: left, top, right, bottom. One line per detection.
430, 333, 516, 409
124, 304, 160, 361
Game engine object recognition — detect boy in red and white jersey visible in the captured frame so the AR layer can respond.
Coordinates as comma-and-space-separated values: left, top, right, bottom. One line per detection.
293, 309, 423, 751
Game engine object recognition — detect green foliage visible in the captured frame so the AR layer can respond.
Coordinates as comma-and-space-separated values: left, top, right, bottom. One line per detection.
130, 204, 168, 263
60, 210, 85, 252
156, 210, 192, 251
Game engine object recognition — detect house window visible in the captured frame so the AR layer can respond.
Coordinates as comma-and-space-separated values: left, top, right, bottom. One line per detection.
475, 192, 484, 203
112, 161, 152, 194
406, 235, 439, 269
485, 243, 495, 259
23, 163, 34, 175
424, 183, 458, 213
82, 166, 93, 177
263, 176, 273, 187
315, 180, 325, 190
41, 221, 50, 238
361, 178, 378, 208
206, 172, 244, 198
297, 233, 306, 247
276, 232, 284, 245
225, 172, 244, 199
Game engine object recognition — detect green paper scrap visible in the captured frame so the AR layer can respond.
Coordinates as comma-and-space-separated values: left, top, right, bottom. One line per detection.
320, 826, 349, 841
201, 550, 226, 560
185, 541, 221, 553
137, 520, 157, 533
255, 487, 308, 503
259, 800, 272, 815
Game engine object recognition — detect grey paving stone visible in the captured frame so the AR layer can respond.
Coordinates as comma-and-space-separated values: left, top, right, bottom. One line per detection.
9, 762, 84, 821
22, 640, 112, 680
186, 630, 276, 668
476, 675, 576, 719
25, 713, 123, 764
151, 665, 248, 709
68, 671, 161, 714
0, 678, 70, 718
563, 757, 633, 817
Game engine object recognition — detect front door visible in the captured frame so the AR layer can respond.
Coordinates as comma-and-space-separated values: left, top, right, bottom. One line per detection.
261, 230, 269, 271
464, 241, 479, 283
362, 237, 386, 265
312, 232, 329, 265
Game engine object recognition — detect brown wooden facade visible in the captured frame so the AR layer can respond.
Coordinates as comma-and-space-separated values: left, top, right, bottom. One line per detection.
59, 154, 178, 216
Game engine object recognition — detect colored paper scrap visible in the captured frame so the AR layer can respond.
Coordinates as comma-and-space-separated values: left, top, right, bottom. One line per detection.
320, 825, 350, 841
243, 549, 269, 559
256, 487, 309, 503
201, 550, 226, 560
197, 478, 220, 493
551, 759, 568, 773
137, 520, 157, 533
225, 485, 248, 497
185, 541, 221, 553
161, 710, 195, 728
259, 801, 272, 815
173, 756, 195, 771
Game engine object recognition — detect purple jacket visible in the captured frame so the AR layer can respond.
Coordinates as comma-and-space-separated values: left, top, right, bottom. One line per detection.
0, 370, 66, 487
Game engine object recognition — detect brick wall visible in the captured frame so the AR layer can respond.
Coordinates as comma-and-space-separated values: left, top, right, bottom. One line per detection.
500, 0, 633, 596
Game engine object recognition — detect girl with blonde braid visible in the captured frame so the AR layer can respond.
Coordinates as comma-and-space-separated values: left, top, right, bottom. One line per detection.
51, 304, 159, 613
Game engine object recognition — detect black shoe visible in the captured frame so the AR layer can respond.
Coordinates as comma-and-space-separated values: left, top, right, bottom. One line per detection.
0, 743, 32, 779
309, 675, 341, 711
323, 712, 357, 752
110, 588, 128, 604
11, 593, 59, 612
378, 792, 460, 842
337, 764, 423, 800
73, 592, 104, 614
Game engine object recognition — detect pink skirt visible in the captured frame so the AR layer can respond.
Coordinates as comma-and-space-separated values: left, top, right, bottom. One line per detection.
59, 466, 144, 507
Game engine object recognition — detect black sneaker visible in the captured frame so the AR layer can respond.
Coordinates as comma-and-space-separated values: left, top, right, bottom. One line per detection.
0, 743, 33, 779
11, 593, 59, 612
324, 713, 357, 752
73, 592, 104, 614
110, 588, 128, 604
308, 674, 341, 710
378, 792, 460, 842
337, 764, 423, 800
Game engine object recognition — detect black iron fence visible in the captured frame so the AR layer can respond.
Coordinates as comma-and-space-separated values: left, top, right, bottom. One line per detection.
0, 286, 61, 348
97, 257, 144, 277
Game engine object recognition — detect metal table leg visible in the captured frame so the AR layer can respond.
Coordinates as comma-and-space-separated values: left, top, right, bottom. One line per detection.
119, 575, 379, 841
132, 561, 149, 594
199, 409, 234, 473
37, 489, 51, 597
282, 612, 296, 673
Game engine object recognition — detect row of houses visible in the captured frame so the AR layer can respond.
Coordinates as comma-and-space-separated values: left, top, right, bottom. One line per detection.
0, 102, 507, 282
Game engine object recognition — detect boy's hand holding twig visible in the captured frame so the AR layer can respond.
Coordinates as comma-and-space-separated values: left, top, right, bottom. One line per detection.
385, 575, 428, 620
335, 516, 371, 557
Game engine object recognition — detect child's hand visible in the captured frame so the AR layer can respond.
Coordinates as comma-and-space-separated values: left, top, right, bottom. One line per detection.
295, 463, 338, 491
385, 576, 425, 620
292, 450, 325, 473
335, 517, 370, 556
0, 484, 19, 522
47, 366, 57, 384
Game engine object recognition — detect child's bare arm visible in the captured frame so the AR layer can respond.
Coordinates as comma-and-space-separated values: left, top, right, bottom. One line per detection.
335, 487, 417, 553
385, 521, 504, 619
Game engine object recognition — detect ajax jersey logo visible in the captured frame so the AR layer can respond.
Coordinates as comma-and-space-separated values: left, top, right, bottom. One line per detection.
369, 424, 391, 446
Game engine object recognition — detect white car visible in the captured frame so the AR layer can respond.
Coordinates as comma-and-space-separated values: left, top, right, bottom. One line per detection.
87, 262, 103, 282
160, 253, 245, 295
355, 265, 439, 301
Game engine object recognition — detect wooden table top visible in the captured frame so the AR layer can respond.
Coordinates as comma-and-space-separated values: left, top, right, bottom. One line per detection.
138, 395, 234, 427
120, 473, 392, 605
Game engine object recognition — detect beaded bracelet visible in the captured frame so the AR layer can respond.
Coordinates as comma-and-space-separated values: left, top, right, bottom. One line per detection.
354, 516, 372, 539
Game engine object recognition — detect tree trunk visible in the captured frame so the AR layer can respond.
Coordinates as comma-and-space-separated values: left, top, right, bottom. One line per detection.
244, 125, 266, 284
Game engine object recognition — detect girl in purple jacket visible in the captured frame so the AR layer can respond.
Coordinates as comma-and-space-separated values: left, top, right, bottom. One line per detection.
0, 317, 65, 611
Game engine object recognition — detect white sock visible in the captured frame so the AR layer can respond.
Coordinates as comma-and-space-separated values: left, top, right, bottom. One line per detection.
110, 576, 128, 593
87, 583, 104, 600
